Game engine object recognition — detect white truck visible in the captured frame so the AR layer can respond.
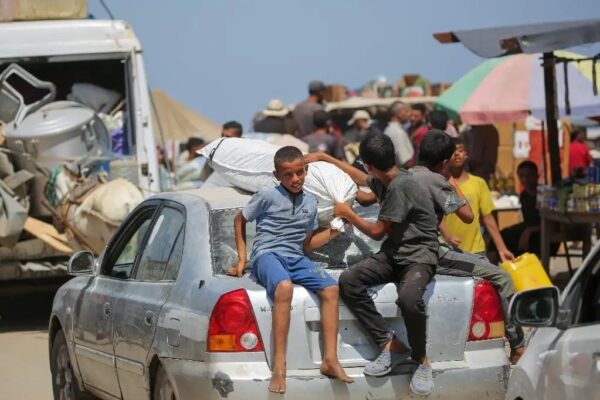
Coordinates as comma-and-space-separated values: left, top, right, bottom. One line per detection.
0, 19, 160, 280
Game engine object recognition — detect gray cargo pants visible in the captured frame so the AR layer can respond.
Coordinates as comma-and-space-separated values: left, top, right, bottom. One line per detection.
436, 248, 525, 349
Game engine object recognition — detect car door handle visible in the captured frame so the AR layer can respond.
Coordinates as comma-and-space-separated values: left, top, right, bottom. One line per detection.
103, 302, 112, 317
144, 311, 155, 327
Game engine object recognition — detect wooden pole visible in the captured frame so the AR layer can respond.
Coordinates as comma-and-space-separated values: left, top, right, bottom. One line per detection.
543, 52, 562, 184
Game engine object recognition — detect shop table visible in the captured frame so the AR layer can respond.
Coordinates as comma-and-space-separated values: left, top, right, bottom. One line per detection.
540, 208, 597, 273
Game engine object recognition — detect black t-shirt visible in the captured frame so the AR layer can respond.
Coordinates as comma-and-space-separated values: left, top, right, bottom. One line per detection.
367, 171, 439, 267
520, 190, 540, 227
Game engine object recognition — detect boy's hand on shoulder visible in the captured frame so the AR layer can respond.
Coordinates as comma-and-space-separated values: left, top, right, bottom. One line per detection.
226, 259, 247, 278
304, 152, 328, 164
449, 177, 459, 188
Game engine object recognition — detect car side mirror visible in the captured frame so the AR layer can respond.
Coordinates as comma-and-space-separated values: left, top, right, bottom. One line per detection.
68, 251, 95, 275
509, 286, 559, 327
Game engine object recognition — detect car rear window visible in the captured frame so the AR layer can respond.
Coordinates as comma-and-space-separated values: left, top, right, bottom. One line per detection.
209, 205, 381, 275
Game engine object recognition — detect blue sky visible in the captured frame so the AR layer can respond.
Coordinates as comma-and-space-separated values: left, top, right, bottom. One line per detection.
89, 0, 600, 132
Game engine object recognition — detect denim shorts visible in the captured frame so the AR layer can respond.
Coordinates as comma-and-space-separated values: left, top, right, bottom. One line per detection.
252, 252, 337, 300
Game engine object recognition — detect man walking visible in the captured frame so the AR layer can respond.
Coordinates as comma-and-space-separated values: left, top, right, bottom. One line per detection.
384, 102, 414, 167
293, 80, 326, 137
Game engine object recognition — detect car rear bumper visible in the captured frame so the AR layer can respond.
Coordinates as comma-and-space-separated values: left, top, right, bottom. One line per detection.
160, 342, 508, 400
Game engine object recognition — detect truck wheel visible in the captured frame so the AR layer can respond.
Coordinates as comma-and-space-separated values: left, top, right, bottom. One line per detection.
50, 330, 93, 400
153, 364, 177, 400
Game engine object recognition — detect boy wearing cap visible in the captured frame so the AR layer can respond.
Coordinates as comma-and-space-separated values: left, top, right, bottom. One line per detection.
228, 146, 352, 394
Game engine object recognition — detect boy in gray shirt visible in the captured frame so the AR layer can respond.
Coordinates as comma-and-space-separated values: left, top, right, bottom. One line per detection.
306, 133, 438, 397
414, 130, 525, 364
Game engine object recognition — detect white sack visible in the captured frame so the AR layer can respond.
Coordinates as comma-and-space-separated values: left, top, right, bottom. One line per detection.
200, 138, 357, 228
69, 178, 144, 253
200, 138, 279, 192
303, 161, 357, 227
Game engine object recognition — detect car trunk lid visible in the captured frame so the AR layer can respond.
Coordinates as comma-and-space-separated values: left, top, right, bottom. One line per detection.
246, 273, 474, 370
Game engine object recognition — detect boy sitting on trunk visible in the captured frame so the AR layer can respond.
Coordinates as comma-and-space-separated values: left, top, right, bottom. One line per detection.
227, 146, 352, 394
306, 133, 439, 396
414, 131, 525, 363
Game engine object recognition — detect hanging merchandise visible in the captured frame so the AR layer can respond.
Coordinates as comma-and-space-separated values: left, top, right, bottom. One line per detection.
513, 130, 531, 158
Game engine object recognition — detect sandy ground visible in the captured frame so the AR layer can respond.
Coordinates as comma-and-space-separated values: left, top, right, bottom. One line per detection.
0, 255, 585, 400
0, 329, 52, 400
0, 279, 64, 400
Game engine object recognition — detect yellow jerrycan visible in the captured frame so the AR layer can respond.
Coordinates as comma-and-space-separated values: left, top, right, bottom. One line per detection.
500, 253, 552, 293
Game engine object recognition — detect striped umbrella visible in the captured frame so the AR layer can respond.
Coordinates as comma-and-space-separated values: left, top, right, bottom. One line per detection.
436, 50, 600, 124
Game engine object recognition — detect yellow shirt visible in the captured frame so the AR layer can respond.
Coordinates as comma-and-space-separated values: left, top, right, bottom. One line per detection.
443, 174, 495, 253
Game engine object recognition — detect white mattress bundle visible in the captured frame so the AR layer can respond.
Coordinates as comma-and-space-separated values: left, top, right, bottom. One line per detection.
200, 138, 357, 229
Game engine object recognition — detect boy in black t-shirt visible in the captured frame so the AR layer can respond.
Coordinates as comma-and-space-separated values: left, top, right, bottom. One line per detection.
305, 133, 438, 397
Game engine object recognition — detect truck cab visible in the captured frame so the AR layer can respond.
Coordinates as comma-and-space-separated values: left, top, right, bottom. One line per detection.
0, 19, 159, 195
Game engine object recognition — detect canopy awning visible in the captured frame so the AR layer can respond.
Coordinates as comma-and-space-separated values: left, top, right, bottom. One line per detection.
151, 90, 221, 143
434, 18, 600, 58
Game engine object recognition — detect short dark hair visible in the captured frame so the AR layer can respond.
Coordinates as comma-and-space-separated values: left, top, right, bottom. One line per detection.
411, 103, 427, 115
452, 137, 465, 147
389, 101, 406, 118
186, 136, 205, 151
418, 130, 455, 168
570, 128, 585, 142
427, 110, 448, 130
313, 110, 330, 129
223, 121, 243, 137
274, 146, 304, 170
517, 160, 538, 174
359, 132, 396, 171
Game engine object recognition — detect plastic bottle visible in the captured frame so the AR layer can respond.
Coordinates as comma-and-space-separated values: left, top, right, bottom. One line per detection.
567, 194, 575, 212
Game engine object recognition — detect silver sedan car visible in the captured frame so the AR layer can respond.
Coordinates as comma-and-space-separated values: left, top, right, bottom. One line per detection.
49, 188, 509, 400
506, 243, 600, 400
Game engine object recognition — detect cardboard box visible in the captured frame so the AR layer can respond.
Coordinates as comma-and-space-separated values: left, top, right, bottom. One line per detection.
0, 0, 87, 22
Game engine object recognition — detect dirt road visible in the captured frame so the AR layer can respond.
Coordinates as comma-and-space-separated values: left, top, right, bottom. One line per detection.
0, 279, 67, 400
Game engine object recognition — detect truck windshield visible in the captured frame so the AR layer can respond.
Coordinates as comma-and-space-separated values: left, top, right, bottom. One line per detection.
209, 205, 382, 275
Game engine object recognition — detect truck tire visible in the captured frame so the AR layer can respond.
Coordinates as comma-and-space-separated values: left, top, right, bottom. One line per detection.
153, 364, 177, 400
50, 330, 94, 400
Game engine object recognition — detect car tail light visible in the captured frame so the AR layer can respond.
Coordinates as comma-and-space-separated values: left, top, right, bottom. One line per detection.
207, 289, 264, 352
468, 280, 505, 342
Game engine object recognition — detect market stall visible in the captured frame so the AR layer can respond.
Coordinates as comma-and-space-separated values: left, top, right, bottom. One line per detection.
434, 18, 600, 271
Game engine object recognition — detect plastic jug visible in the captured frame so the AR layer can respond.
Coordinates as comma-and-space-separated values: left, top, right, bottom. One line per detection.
500, 253, 552, 293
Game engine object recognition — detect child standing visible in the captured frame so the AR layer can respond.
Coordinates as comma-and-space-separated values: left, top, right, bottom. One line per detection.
306, 133, 439, 397
227, 146, 352, 394
441, 138, 514, 263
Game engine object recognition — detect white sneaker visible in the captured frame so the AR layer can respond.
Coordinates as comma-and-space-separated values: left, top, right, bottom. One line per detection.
410, 363, 434, 396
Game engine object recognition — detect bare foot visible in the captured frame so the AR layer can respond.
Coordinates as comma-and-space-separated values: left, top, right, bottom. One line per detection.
320, 360, 354, 383
510, 347, 524, 364
268, 369, 286, 394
